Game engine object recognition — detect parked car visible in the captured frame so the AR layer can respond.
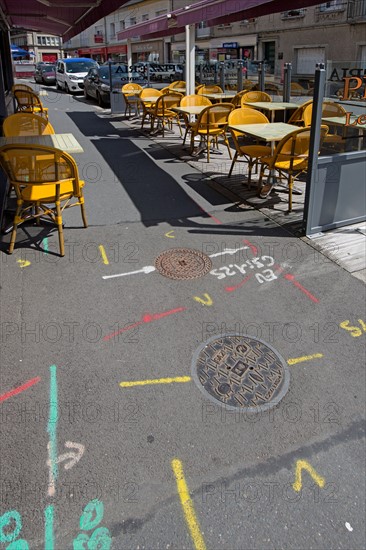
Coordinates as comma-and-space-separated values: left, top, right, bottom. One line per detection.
84, 64, 146, 106
56, 58, 98, 93
34, 64, 56, 85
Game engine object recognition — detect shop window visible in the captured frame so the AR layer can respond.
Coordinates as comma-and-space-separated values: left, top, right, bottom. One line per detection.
110, 22, 115, 38
50, 37, 55, 45
37, 36, 42, 45
55, 37, 59, 46
41, 37, 46, 45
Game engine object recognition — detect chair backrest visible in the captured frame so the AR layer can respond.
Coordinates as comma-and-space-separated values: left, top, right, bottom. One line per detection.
12, 84, 34, 93
231, 89, 252, 107
3, 113, 55, 136
170, 81, 186, 89
180, 94, 212, 107
13, 89, 45, 112
0, 144, 83, 196
291, 82, 307, 96
270, 125, 329, 170
241, 91, 272, 104
302, 101, 347, 126
196, 103, 234, 130
228, 108, 269, 152
140, 88, 162, 98
287, 99, 313, 125
153, 93, 183, 114
122, 83, 142, 94
160, 87, 171, 94
197, 85, 223, 95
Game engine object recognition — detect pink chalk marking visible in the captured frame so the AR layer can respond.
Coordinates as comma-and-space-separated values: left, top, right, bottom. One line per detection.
283, 273, 319, 303
0, 376, 41, 403
103, 307, 187, 341
242, 239, 258, 256
190, 198, 223, 225
103, 320, 144, 342
225, 274, 253, 293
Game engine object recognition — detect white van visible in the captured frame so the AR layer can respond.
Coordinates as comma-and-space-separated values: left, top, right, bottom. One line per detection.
56, 58, 98, 93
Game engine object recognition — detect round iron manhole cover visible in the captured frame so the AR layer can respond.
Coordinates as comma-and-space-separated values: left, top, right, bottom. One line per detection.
154, 248, 212, 280
192, 334, 290, 412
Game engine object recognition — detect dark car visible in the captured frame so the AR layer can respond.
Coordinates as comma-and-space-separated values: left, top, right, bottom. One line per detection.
34, 64, 56, 85
83, 65, 146, 106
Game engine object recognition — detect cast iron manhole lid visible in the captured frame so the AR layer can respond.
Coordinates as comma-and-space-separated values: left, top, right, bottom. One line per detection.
192, 334, 290, 412
154, 248, 212, 280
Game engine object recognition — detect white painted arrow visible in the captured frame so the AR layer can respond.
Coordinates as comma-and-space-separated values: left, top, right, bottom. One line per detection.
209, 246, 248, 258
102, 265, 156, 280
55, 441, 85, 470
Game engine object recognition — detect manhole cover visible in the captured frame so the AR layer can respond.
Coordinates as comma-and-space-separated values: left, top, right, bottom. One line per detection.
192, 334, 290, 412
154, 248, 212, 280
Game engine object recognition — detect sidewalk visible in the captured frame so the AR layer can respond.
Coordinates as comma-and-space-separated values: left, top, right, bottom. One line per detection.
118, 109, 366, 283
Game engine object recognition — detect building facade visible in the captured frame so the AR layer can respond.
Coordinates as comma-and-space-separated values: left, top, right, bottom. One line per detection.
62, 0, 366, 81
11, 31, 63, 63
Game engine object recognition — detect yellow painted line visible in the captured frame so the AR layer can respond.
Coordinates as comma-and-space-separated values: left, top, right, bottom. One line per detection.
293, 459, 325, 492
98, 245, 109, 265
171, 459, 207, 550
165, 230, 175, 238
287, 353, 323, 365
120, 376, 191, 388
17, 259, 31, 268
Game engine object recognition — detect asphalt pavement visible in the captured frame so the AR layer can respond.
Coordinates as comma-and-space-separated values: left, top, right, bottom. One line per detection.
0, 85, 365, 549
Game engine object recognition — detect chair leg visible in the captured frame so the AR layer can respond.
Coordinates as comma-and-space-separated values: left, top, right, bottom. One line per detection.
207, 136, 211, 163
228, 152, 238, 177
79, 195, 88, 228
224, 135, 232, 159
8, 201, 23, 254
288, 174, 293, 212
55, 200, 65, 257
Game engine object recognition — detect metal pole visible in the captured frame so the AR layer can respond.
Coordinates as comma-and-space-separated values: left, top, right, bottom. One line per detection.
283, 62, 292, 102
199, 62, 203, 85
185, 24, 195, 96
258, 61, 265, 91
220, 62, 225, 91
237, 60, 243, 92
146, 61, 150, 87
303, 64, 326, 234
108, 61, 113, 105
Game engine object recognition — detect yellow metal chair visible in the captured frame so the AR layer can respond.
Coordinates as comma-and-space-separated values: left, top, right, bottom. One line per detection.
180, 94, 212, 145
122, 83, 143, 117
0, 144, 88, 256
257, 126, 329, 211
3, 113, 55, 136
147, 93, 183, 137
189, 103, 234, 162
303, 101, 347, 149
169, 81, 186, 90
197, 85, 223, 95
13, 89, 48, 118
241, 91, 272, 104
139, 88, 162, 130
228, 108, 271, 186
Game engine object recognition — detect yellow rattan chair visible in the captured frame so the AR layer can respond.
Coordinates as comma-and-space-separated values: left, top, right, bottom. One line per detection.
12, 84, 35, 93
3, 113, 55, 136
190, 103, 234, 162
303, 101, 347, 150
122, 83, 143, 117
241, 91, 272, 105
169, 81, 186, 90
287, 99, 314, 126
197, 85, 223, 95
13, 89, 48, 118
140, 88, 162, 130
231, 89, 253, 108
160, 86, 171, 94
228, 108, 271, 186
257, 126, 329, 211
0, 144, 88, 256
180, 94, 212, 145
147, 93, 183, 137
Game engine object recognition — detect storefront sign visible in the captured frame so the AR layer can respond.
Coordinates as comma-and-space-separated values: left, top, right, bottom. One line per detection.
223, 42, 238, 48
341, 76, 366, 100
344, 112, 366, 126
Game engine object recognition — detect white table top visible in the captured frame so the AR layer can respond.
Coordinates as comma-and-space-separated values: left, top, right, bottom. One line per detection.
0, 133, 84, 154
246, 101, 300, 110
203, 92, 236, 100
322, 116, 366, 130
173, 106, 208, 116
228, 122, 300, 142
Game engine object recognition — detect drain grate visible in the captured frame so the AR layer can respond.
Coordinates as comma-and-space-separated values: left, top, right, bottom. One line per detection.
192, 334, 290, 412
154, 248, 212, 280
